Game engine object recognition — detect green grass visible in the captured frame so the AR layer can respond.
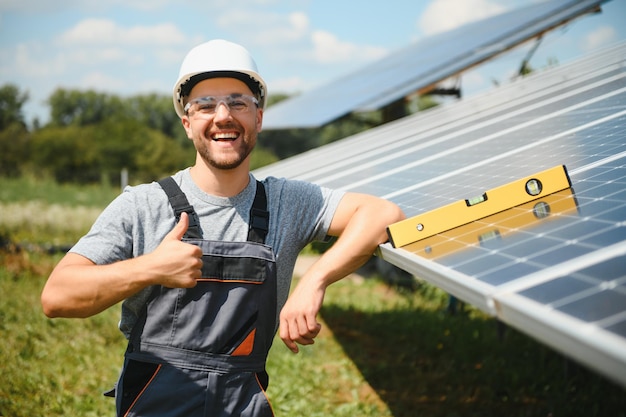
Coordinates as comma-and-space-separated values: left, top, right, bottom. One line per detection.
0, 250, 388, 417
3, 254, 625, 416
0, 251, 126, 416
317, 278, 626, 417
0, 176, 119, 207
0, 177, 119, 247
1, 177, 625, 416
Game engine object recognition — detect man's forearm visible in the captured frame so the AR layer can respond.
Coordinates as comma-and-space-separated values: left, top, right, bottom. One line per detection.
41, 254, 154, 318
278, 197, 404, 353
41, 213, 204, 319
309, 198, 404, 288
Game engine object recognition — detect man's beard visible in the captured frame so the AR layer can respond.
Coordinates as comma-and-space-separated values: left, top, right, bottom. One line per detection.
195, 136, 255, 170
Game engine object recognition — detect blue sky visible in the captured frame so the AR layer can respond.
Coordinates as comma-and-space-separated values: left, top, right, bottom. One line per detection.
1, 0, 624, 125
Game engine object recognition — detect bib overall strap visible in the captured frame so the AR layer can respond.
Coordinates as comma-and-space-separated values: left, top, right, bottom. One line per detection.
158, 177, 202, 239
158, 177, 269, 244
248, 181, 269, 244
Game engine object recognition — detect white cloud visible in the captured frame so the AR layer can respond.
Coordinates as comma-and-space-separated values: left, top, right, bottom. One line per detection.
0, 0, 62, 13
311, 30, 388, 64
154, 48, 186, 66
581, 25, 617, 51
10, 42, 66, 78
216, 10, 310, 45
0, 0, 172, 14
63, 46, 145, 69
288, 12, 309, 36
214, 8, 387, 71
267, 76, 306, 94
57, 18, 186, 46
110, 0, 172, 11
418, 0, 507, 35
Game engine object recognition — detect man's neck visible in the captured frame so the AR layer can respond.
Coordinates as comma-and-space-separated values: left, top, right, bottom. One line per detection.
189, 162, 251, 197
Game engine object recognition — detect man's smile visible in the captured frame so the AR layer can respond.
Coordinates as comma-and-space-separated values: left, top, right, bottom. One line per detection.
211, 132, 239, 141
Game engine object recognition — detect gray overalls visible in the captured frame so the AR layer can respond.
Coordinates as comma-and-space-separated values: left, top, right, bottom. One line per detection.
115, 178, 276, 417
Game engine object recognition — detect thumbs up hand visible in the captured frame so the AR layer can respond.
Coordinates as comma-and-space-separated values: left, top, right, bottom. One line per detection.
146, 212, 203, 288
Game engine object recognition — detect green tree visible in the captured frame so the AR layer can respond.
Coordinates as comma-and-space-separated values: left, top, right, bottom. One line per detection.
258, 127, 321, 159
250, 146, 278, 170
0, 84, 28, 130
86, 119, 146, 182
30, 125, 100, 182
131, 124, 195, 183
48, 88, 125, 127
36, 88, 195, 183
0, 84, 30, 176
319, 116, 376, 147
265, 93, 290, 108
30, 119, 194, 184
0, 123, 30, 177
124, 93, 189, 143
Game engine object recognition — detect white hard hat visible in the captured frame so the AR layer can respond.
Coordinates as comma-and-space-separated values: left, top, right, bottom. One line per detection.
172, 39, 268, 117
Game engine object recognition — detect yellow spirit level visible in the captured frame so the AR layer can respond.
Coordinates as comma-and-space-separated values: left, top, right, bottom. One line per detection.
387, 165, 572, 248
402, 189, 579, 259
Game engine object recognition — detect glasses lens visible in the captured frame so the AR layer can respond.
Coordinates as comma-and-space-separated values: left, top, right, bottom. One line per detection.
185, 95, 258, 116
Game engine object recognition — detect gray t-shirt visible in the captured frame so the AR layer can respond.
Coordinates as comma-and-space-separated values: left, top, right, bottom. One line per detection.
70, 168, 344, 338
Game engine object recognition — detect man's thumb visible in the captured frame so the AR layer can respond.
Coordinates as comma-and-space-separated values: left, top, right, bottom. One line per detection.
169, 211, 189, 240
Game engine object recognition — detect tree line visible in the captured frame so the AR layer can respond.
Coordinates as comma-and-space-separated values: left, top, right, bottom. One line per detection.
1, 83, 437, 185
1, 84, 193, 184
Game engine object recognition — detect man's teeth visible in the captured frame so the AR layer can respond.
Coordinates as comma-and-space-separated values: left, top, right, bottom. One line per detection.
213, 133, 238, 140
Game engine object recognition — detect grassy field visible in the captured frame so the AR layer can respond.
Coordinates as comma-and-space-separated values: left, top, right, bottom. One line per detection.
1, 177, 625, 416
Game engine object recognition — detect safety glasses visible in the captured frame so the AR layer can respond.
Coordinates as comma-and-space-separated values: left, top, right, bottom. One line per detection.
184, 94, 259, 117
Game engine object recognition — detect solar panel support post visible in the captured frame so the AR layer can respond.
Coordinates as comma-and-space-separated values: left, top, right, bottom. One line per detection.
518, 35, 544, 77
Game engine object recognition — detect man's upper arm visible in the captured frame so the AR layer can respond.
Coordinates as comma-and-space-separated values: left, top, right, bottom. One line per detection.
327, 192, 389, 237
58, 252, 97, 268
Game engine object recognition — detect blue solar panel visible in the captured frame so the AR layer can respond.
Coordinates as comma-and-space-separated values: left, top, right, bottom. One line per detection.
262, 0, 608, 129
254, 41, 626, 386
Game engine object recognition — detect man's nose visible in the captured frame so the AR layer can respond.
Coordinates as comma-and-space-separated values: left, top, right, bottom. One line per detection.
213, 101, 232, 121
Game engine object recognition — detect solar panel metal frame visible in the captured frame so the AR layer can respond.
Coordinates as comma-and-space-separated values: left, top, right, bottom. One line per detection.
262, 0, 608, 130
254, 41, 626, 387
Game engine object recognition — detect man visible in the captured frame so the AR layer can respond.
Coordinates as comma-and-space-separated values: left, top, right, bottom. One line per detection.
41, 39, 405, 416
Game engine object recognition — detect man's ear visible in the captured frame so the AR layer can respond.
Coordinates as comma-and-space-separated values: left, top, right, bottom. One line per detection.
181, 116, 193, 139
256, 108, 263, 133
